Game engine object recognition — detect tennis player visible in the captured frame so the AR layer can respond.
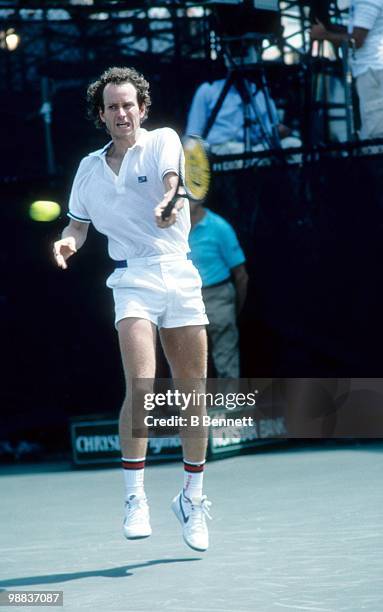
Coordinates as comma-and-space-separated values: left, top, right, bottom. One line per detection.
53, 67, 212, 552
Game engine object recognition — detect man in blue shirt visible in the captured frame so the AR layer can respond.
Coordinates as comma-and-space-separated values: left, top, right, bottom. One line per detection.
186, 78, 281, 152
189, 201, 248, 378
186, 78, 301, 158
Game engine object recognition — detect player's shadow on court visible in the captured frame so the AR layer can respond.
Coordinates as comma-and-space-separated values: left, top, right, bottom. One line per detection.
0, 558, 201, 587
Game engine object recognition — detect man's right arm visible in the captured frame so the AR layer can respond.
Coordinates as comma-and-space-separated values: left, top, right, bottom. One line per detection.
53, 219, 89, 270
186, 83, 210, 136
231, 263, 248, 315
310, 20, 369, 49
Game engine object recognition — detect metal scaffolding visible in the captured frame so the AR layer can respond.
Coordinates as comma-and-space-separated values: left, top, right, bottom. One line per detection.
0, 0, 356, 173
0, 4, 214, 94
0, 2, 351, 87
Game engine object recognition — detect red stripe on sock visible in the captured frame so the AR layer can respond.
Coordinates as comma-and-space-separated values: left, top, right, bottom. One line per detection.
122, 460, 145, 470
184, 461, 205, 473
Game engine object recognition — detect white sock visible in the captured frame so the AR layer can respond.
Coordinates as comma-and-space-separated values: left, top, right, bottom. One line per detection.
122, 457, 146, 500
183, 460, 205, 499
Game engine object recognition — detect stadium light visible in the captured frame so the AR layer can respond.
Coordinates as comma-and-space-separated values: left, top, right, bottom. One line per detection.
0, 28, 20, 52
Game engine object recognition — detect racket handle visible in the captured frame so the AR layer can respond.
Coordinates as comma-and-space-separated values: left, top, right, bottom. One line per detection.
161, 195, 180, 221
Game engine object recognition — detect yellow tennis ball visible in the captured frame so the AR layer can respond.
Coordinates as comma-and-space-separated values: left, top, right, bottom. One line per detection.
29, 200, 61, 222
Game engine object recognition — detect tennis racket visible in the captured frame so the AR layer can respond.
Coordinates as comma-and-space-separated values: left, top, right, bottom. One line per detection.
161, 135, 211, 221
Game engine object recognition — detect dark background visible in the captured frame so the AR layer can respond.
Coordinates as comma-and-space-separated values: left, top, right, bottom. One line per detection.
1, 2, 383, 456
3, 153, 383, 455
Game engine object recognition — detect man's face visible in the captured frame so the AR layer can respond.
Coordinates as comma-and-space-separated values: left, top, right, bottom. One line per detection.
99, 82, 146, 145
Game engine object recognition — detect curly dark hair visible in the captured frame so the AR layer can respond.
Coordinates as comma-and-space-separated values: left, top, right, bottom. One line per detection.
86, 66, 151, 129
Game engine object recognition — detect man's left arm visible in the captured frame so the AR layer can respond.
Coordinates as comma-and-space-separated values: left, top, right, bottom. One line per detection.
351, 0, 383, 47
231, 264, 248, 315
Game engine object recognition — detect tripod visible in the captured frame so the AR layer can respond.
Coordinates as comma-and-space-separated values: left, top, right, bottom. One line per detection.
201, 34, 282, 153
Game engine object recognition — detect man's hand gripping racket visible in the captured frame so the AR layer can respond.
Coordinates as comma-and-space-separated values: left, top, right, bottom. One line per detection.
159, 136, 211, 225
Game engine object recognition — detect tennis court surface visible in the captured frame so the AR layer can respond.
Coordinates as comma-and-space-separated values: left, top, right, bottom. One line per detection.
1, 442, 382, 612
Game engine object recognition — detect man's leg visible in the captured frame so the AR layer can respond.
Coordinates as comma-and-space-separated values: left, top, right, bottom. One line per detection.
356, 69, 383, 140
160, 324, 208, 463
202, 283, 240, 378
160, 325, 212, 551
118, 317, 157, 539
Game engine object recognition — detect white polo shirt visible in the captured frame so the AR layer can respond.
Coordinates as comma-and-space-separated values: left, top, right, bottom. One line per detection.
67, 127, 190, 260
350, 0, 383, 77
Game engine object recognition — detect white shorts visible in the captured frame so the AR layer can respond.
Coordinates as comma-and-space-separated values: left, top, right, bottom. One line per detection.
106, 254, 209, 329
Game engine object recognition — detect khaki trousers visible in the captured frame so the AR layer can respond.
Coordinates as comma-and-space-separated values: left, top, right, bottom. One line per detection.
356, 68, 383, 139
202, 281, 240, 378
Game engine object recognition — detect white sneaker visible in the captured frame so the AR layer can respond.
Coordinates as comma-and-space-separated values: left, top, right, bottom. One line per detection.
171, 491, 212, 552
123, 494, 152, 540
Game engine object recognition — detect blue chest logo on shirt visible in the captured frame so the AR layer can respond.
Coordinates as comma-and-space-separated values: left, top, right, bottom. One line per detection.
138, 176, 148, 183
